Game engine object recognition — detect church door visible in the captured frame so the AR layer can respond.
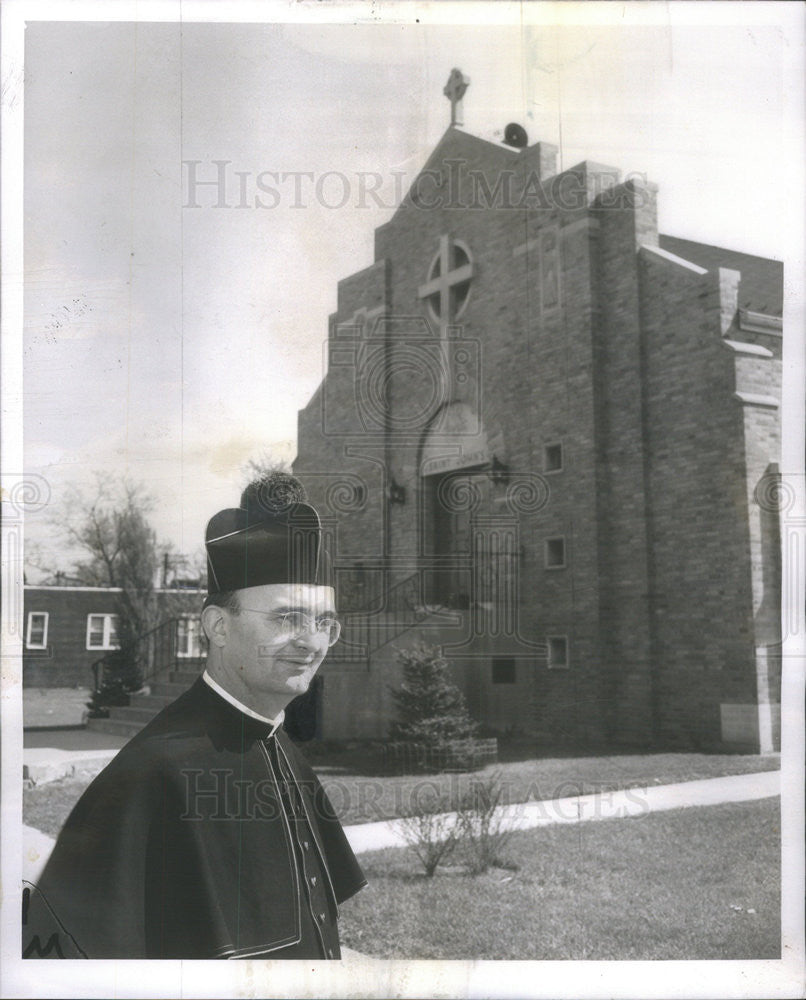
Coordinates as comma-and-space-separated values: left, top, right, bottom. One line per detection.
431, 470, 483, 608
420, 402, 493, 608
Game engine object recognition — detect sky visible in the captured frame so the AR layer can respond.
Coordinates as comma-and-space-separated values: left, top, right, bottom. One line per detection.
16, 4, 803, 577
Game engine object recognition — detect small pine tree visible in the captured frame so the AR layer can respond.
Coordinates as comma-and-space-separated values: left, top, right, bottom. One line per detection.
85, 649, 142, 717
390, 642, 478, 748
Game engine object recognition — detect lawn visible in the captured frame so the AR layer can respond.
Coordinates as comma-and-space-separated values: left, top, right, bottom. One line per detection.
25, 779, 94, 839
23, 746, 780, 837
312, 747, 778, 825
338, 799, 781, 960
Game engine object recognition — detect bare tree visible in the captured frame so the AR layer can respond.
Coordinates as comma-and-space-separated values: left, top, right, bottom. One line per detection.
160, 546, 207, 590
54, 475, 166, 701
66, 477, 149, 582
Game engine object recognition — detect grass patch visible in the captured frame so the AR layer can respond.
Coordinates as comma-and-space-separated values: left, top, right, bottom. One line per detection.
339, 799, 781, 960
23, 748, 779, 838
24, 779, 90, 839
314, 749, 778, 826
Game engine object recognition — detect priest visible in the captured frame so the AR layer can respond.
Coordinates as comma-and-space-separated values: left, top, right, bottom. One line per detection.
23, 475, 366, 959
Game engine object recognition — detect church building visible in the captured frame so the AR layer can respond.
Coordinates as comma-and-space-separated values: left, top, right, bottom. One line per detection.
293, 73, 783, 753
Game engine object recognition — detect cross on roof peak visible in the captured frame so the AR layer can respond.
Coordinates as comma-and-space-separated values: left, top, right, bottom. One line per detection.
443, 68, 470, 127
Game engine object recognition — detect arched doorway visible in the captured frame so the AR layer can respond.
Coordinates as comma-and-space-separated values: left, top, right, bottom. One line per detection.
430, 469, 486, 607
420, 403, 492, 607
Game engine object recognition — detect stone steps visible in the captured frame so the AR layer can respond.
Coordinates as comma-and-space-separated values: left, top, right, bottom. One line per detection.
86, 716, 146, 737
87, 674, 199, 738
330, 608, 465, 662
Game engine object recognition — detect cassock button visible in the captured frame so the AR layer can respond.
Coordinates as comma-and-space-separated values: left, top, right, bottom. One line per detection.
310, 876, 317, 887
318, 912, 326, 924
303, 840, 310, 850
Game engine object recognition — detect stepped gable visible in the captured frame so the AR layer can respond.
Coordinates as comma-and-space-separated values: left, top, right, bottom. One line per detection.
384, 123, 558, 227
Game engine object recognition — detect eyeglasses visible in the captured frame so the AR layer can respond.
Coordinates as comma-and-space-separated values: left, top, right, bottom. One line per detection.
238, 609, 341, 647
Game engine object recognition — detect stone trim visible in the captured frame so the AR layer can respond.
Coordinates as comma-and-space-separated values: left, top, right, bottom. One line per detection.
733, 391, 779, 409
639, 243, 708, 274
721, 339, 774, 358
513, 217, 600, 257
739, 309, 783, 335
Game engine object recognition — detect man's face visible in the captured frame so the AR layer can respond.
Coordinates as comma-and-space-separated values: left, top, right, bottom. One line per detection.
220, 583, 337, 704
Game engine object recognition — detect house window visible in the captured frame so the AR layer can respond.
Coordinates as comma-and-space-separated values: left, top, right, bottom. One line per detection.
491, 658, 516, 684
545, 537, 566, 569
177, 616, 203, 658
544, 443, 563, 472
86, 614, 120, 651
547, 636, 569, 670
26, 612, 49, 649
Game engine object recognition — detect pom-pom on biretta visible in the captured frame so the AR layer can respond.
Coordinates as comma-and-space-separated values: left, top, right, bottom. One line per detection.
240, 471, 308, 515
206, 473, 322, 593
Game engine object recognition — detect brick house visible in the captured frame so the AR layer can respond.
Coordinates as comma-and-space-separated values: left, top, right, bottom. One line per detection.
293, 124, 783, 752
23, 585, 205, 689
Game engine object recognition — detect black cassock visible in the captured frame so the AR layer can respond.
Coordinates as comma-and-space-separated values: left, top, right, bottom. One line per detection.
22, 678, 366, 959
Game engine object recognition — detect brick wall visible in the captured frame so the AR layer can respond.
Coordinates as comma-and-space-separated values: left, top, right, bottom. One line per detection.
23, 587, 203, 688
292, 126, 782, 749
637, 247, 781, 747
591, 179, 659, 744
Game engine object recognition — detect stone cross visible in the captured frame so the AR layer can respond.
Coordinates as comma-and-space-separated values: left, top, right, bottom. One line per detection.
443, 68, 470, 127
418, 234, 474, 337
418, 234, 474, 383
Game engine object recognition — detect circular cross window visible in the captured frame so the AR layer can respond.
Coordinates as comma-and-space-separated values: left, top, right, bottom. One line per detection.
424, 240, 472, 323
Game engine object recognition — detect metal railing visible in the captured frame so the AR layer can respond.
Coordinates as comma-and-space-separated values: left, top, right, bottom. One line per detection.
92, 617, 207, 693
330, 571, 437, 663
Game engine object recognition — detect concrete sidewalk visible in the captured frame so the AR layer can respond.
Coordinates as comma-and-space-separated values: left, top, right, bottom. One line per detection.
22, 769, 780, 883
24, 688, 92, 729
343, 769, 781, 854
23, 747, 120, 786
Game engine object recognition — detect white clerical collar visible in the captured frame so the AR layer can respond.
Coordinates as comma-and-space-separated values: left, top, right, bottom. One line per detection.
202, 671, 285, 735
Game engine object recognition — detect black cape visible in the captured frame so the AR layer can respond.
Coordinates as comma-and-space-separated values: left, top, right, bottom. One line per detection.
23, 678, 366, 959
